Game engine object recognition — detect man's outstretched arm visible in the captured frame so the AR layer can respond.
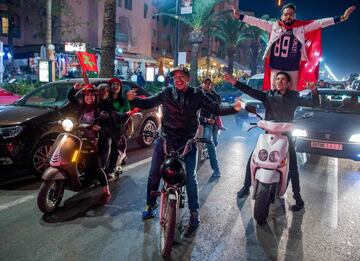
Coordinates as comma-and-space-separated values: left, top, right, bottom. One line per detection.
304, 5, 356, 32
231, 4, 273, 33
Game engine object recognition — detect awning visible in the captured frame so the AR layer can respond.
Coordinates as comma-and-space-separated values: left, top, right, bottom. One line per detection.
120, 52, 157, 64
198, 56, 250, 72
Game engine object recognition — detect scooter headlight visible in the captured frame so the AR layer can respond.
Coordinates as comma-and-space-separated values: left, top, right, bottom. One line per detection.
258, 149, 268, 161
62, 119, 74, 132
269, 151, 280, 162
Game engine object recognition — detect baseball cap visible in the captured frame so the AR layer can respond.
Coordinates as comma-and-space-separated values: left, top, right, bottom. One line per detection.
170, 66, 190, 77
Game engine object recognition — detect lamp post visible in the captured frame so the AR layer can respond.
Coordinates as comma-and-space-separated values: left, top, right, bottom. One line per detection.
174, 0, 180, 67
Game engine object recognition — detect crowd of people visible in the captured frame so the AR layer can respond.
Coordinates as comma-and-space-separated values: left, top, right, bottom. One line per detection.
64, 2, 356, 234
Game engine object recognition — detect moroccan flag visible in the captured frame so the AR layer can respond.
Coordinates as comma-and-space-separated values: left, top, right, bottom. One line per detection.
76, 52, 98, 73
263, 20, 322, 91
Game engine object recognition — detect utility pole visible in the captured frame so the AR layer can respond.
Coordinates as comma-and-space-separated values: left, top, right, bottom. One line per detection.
46, 0, 56, 81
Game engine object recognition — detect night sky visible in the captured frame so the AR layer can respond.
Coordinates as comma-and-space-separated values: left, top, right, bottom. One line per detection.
237, 0, 360, 79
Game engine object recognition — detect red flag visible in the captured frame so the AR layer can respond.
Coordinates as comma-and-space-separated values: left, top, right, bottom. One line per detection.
263, 20, 322, 91
76, 52, 98, 73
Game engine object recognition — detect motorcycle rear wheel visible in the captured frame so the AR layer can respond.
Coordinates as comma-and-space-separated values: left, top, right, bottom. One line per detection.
37, 180, 65, 214
160, 197, 177, 257
254, 182, 272, 225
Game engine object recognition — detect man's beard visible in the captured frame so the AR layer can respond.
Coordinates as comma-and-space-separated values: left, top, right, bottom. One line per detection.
282, 19, 294, 26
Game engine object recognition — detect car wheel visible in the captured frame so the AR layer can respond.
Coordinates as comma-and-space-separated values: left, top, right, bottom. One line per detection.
31, 139, 55, 178
137, 119, 158, 147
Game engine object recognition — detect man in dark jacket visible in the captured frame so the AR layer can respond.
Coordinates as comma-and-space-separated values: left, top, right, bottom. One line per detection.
127, 66, 241, 227
199, 77, 222, 177
225, 71, 319, 211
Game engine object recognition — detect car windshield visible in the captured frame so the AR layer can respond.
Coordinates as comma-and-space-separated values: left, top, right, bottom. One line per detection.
248, 78, 264, 90
319, 92, 360, 113
217, 82, 242, 94
15, 82, 73, 108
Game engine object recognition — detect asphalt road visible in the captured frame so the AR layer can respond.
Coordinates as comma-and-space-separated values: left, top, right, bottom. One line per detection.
0, 115, 360, 261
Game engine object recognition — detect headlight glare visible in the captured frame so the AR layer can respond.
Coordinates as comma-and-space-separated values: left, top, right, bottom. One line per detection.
62, 119, 74, 132
0, 126, 24, 139
349, 134, 360, 143
292, 129, 307, 137
258, 149, 268, 161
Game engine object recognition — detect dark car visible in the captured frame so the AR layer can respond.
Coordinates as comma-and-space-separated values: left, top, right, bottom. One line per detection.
216, 82, 243, 105
293, 89, 360, 161
0, 78, 161, 176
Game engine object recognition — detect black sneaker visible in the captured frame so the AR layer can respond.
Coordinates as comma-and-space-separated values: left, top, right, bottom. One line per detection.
237, 186, 250, 198
290, 196, 304, 212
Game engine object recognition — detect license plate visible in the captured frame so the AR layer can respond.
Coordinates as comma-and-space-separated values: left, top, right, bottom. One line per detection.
310, 141, 343, 151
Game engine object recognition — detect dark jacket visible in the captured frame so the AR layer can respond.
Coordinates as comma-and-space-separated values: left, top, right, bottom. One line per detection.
130, 86, 236, 145
199, 90, 221, 125
234, 81, 320, 122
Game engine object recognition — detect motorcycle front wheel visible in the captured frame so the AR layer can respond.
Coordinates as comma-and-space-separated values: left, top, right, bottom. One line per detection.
254, 182, 272, 225
37, 180, 65, 214
160, 197, 177, 257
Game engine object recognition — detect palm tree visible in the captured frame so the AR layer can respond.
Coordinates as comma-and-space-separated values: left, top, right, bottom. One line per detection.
244, 15, 273, 75
155, 0, 225, 86
100, 0, 116, 78
208, 13, 248, 75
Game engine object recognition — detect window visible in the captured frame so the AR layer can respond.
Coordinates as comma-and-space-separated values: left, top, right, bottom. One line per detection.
125, 0, 132, 10
144, 3, 148, 19
117, 0, 122, 7
152, 29, 156, 37
1, 16, 9, 35
116, 23, 121, 34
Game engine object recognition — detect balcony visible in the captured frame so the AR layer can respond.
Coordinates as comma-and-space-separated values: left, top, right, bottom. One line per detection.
116, 32, 129, 43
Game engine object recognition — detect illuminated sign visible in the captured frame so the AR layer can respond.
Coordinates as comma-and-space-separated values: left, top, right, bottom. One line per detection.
64, 42, 86, 52
39, 61, 49, 82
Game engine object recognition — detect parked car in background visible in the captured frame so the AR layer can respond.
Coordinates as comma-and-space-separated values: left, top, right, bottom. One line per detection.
0, 78, 161, 176
328, 82, 346, 89
235, 73, 265, 124
216, 81, 243, 105
293, 88, 360, 161
0, 88, 21, 105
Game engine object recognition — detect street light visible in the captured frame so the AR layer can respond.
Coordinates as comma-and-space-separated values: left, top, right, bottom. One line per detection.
174, 0, 180, 67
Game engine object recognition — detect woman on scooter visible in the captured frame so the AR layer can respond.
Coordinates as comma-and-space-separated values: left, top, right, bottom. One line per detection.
68, 82, 113, 204
225, 71, 320, 211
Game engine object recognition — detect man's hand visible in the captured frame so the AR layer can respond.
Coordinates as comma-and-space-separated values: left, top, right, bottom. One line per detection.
224, 73, 237, 86
233, 100, 242, 112
342, 6, 356, 21
207, 118, 216, 125
127, 89, 137, 101
231, 4, 240, 19
92, 125, 101, 132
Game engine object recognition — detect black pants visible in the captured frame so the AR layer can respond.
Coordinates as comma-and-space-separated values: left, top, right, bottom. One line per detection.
243, 135, 300, 196
85, 152, 108, 187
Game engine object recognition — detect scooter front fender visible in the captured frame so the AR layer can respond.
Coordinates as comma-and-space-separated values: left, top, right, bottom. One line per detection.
42, 167, 67, 181
255, 168, 280, 184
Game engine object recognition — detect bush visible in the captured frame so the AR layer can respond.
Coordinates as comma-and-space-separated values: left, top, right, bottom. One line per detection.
1, 81, 42, 95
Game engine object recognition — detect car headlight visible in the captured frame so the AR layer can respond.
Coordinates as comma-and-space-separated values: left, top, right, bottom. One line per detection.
292, 129, 307, 137
349, 134, 360, 143
62, 119, 74, 132
258, 149, 268, 161
269, 151, 280, 162
0, 126, 25, 139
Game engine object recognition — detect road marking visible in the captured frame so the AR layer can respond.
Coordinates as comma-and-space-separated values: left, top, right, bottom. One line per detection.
327, 157, 338, 229
0, 195, 35, 212
122, 157, 152, 172
0, 157, 152, 212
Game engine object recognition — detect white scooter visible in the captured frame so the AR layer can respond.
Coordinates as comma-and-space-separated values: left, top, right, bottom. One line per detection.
245, 105, 295, 225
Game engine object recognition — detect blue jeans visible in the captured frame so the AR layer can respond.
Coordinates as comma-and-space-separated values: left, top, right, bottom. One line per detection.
146, 138, 199, 211
203, 124, 220, 174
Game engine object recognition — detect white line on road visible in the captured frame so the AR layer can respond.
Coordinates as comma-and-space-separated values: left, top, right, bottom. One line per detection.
0, 157, 152, 212
0, 195, 35, 212
122, 157, 152, 172
328, 157, 338, 229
